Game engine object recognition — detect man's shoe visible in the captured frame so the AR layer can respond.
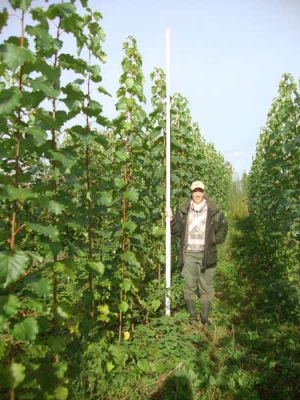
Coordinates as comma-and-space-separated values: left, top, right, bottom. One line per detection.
186, 299, 197, 321
202, 320, 212, 328
188, 315, 198, 325
200, 300, 211, 325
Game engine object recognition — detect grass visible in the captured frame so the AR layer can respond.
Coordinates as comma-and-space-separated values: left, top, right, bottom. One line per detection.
70, 215, 300, 400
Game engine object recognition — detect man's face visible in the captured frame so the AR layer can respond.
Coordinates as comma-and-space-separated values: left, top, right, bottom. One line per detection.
191, 188, 204, 204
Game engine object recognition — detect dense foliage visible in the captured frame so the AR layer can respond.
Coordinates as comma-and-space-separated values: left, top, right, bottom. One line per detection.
228, 172, 248, 217
249, 73, 299, 300
1, 1, 298, 399
0, 1, 230, 399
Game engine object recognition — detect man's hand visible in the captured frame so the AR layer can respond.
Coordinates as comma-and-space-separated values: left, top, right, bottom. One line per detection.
165, 208, 173, 222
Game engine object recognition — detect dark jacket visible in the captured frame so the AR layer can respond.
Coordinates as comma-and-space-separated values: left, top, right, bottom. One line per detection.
171, 197, 228, 269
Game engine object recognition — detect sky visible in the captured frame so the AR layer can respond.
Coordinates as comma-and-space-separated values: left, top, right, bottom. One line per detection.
1, 0, 300, 176
95, 0, 300, 176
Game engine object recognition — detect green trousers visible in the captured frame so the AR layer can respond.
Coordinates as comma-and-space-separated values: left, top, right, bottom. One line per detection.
181, 250, 216, 303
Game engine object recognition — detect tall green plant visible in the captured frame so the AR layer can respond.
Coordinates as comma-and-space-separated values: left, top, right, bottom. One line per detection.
146, 67, 167, 286
114, 35, 147, 341
249, 73, 300, 273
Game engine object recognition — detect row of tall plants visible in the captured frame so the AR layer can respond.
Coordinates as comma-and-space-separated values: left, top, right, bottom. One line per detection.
0, 1, 230, 398
248, 73, 299, 318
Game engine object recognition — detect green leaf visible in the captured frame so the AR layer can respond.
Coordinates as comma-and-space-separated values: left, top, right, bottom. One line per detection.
53, 260, 75, 277
0, 88, 20, 115
120, 278, 132, 293
137, 359, 151, 373
9, 0, 32, 12
56, 306, 70, 319
151, 299, 161, 311
0, 9, 8, 34
124, 188, 139, 203
62, 83, 85, 105
25, 251, 43, 264
47, 2, 76, 19
0, 295, 19, 318
26, 222, 59, 239
32, 61, 61, 82
80, 0, 88, 7
109, 344, 129, 366
123, 121, 133, 131
122, 220, 137, 233
26, 25, 55, 55
120, 250, 140, 267
85, 99, 102, 116
97, 304, 110, 315
6, 186, 36, 201
12, 317, 39, 341
48, 336, 66, 353
115, 98, 127, 111
49, 150, 76, 169
2, 43, 35, 72
24, 298, 43, 312
58, 53, 87, 74
30, 76, 60, 98
33, 108, 57, 129
96, 192, 112, 207
86, 261, 105, 276
152, 226, 165, 237
1, 362, 26, 389
125, 77, 135, 89
106, 361, 114, 372
88, 64, 102, 82
0, 251, 30, 288
30, 7, 48, 23
119, 301, 129, 313
21, 89, 45, 110
97, 86, 111, 97
54, 362, 67, 379
61, 12, 84, 36
47, 200, 65, 215
27, 127, 47, 146
53, 386, 68, 400
28, 278, 51, 297
115, 150, 127, 161
158, 253, 165, 263
114, 177, 125, 188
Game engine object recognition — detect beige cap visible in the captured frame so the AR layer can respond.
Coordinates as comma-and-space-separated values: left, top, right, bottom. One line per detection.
190, 181, 205, 191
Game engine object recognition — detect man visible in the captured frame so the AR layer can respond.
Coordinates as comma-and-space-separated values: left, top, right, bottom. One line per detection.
170, 181, 228, 326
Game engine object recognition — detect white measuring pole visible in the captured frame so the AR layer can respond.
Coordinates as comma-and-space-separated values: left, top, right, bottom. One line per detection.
165, 28, 171, 316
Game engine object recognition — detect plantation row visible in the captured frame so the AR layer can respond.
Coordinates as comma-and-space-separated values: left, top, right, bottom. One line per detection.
249, 73, 299, 306
0, 1, 230, 398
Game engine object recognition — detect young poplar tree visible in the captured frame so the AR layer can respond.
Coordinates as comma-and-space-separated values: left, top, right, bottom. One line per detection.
127, 67, 168, 321
113, 35, 147, 340
61, 6, 109, 319
146, 68, 166, 287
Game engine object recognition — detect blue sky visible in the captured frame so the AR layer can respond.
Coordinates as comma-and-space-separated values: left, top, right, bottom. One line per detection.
1, 0, 300, 176
95, 0, 300, 175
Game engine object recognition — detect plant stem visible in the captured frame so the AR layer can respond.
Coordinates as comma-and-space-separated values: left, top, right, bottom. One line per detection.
9, 388, 14, 400
119, 132, 130, 342
85, 48, 94, 316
